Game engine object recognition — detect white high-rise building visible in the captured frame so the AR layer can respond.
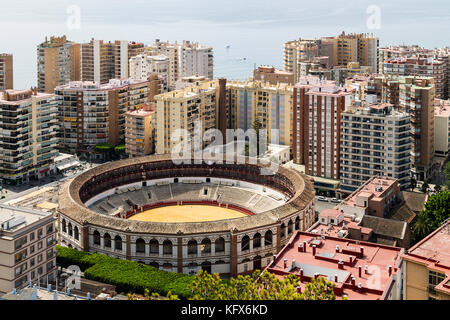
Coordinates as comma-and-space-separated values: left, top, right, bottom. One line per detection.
129, 54, 169, 92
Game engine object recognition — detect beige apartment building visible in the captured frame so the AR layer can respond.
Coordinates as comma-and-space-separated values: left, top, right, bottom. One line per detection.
383, 56, 447, 99
402, 220, 450, 300
0, 54, 13, 90
0, 89, 59, 185
129, 53, 169, 92
0, 205, 57, 295
399, 76, 435, 181
37, 36, 80, 93
155, 79, 226, 155
55, 78, 152, 155
253, 66, 294, 85
284, 32, 379, 82
227, 80, 293, 148
293, 76, 354, 179
125, 104, 155, 157
434, 99, 450, 158
340, 103, 411, 194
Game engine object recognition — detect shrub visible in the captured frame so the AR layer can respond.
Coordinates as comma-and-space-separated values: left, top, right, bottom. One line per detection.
56, 246, 194, 299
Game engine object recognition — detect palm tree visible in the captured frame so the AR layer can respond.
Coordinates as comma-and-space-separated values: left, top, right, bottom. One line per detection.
412, 211, 433, 243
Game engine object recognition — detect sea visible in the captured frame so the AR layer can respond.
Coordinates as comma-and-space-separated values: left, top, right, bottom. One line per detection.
1, 0, 449, 89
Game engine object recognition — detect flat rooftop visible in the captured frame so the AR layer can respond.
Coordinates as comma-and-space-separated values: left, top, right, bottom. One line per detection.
343, 176, 397, 208
266, 231, 403, 300
0, 204, 52, 234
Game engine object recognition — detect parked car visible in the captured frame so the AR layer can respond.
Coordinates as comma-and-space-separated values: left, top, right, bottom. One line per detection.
330, 198, 341, 203
317, 196, 328, 202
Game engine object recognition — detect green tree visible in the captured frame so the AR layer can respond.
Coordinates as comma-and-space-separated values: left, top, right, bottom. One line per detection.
188, 269, 336, 300
411, 191, 450, 244
421, 182, 429, 193
410, 178, 417, 191
444, 162, 450, 189
252, 119, 264, 156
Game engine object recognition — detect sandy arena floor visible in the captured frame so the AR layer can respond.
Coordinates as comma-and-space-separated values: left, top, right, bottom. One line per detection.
128, 205, 247, 223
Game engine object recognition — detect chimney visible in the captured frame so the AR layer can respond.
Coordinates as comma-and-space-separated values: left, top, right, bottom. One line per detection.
312, 245, 317, 256
298, 243, 303, 252
388, 265, 392, 276
365, 265, 369, 275
303, 241, 307, 252
284, 258, 288, 269
358, 283, 363, 293
338, 260, 344, 270
351, 276, 356, 286
349, 256, 353, 264
299, 268, 304, 281
292, 259, 296, 268
334, 274, 338, 282
335, 245, 340, 253
358, 265, 362, 277
360, 247, 364, 257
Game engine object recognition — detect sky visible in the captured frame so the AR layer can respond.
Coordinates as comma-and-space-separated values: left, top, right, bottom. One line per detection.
1, 0, 449, 88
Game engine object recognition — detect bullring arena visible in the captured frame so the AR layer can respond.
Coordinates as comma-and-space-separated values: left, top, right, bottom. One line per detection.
58, 154, 315, 276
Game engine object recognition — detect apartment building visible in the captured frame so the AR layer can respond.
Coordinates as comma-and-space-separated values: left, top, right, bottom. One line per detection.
0, 89, 59, 185
81, 39, 143, 84
227, 80, 293, 148
55, 78, 151, 155
434, 99, 450, 158
340, 103, 411, 193
253, 66, 294, 85
37, 36, 80, 93
379, 45, 450, 99
346, 74, 400, 108
402, 220, 450, 300
155, 79, 226, 155
0, 205, 57, 295
330, 62, 373, 86
146, 40, 214, 89
399, 76, 435, 181
284, 32, 378, 82
383, 56, 447, 99
125, 104, 155, 157
293, 76, 354, 179
0, 54, 13, 90
129, 53, 169, 92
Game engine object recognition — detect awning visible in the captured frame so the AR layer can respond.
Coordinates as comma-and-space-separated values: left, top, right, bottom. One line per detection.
56, 160, 80, 171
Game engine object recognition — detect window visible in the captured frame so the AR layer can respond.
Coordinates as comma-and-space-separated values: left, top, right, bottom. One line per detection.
38, 229, 43, 239
37, 254, 43, 263
30, 258, 35, 267
15, 249, 27, 263
30, 232, 35, 241
38, 267, 43, 275
47, 223, 53, 234
47, 260, 54, 271
47, 249, 54, 259
15, 236, 27, 250
15, 263, 27, 276
38, 241, 42, 250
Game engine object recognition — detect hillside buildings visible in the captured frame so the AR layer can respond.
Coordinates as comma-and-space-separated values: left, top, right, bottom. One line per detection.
0, 89, 59, 185
340, 103, 411, 193
55, 78, 152, 155
37, 36, 80, 93
0, 205, 57, 295
0, 54, 13, 90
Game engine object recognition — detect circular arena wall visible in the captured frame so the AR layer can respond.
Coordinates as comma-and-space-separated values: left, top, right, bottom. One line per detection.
58, 154, 315, 276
